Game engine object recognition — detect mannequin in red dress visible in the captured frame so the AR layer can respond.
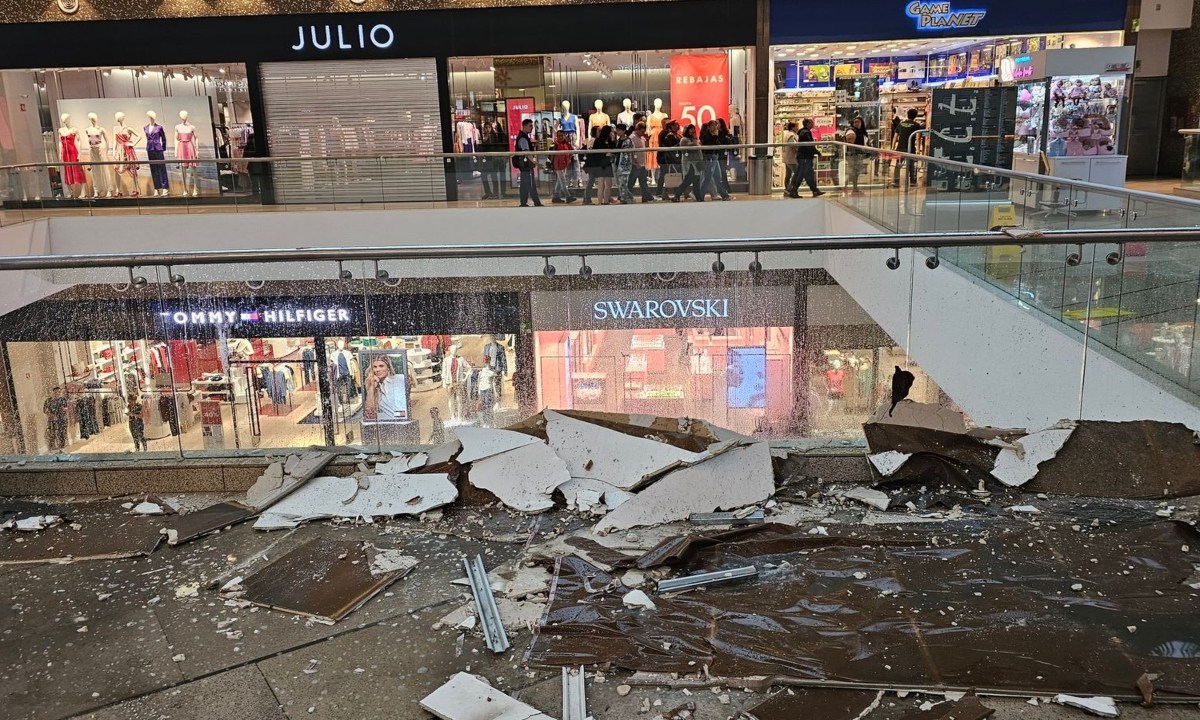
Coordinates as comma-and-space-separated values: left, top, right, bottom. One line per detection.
58, 113, 86, 198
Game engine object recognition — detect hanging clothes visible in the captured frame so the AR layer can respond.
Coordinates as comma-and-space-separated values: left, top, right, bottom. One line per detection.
301, 347, 317, 385
76, 396, 99, 439
43, 395, 68, 450
158, 394, 180, 436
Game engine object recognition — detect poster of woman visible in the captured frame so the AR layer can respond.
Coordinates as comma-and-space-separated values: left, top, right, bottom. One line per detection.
361, 351, 411, 424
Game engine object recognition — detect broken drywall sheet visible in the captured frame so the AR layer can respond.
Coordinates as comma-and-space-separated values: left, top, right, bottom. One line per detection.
455, 426, 539, 464
595, 442, 774, 533
420, 672, 556, 720
468, 441, 568, 513
376, 453, 429, 475
991, 427, 1075, 487
544, 408, 708, 490
556, 478, 634, 513
4, 515, 61, 531
233, 538, 411, 624
253, 473, 457, 529
869, 401, 969, 434
163, 501, 255, 546
365, 546, 419, 577
868, 450, 912, 477
244, 451, 335, 511
424, 440, 463, 467
1053, 695, 1119, 717
842, 486, 891, 511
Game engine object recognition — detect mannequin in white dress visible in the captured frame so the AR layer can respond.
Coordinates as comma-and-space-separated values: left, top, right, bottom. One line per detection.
617, 98, 635, 127
83, 113, 112, 198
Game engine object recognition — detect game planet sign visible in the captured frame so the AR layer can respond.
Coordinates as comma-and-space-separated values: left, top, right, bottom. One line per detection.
905, 1, 987, 30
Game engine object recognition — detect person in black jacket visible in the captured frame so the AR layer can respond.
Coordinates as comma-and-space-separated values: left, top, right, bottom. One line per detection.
513, 119, 543, 207
796, 118, 825, 198
699, 121, 731, 201
716, 118, 736, 198
655, 120, 680, 199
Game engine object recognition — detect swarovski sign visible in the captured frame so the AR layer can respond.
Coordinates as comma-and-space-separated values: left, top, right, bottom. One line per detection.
592, 298, 730, 321
291, 23, 395, 52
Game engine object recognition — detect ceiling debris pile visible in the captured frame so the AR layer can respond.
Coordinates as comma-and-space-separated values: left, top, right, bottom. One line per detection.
5, 406, 1200, 718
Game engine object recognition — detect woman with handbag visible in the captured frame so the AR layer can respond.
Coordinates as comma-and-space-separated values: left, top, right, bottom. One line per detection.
672, 125, 705, 203
655, 120, 680, 200
589, 125, 617, 205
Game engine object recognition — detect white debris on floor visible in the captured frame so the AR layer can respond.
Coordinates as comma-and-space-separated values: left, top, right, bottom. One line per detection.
420, 672, 556, 720
544, 409, 707, 490
992, 425, 1076, 487
253, 473, 458, 529
621, 589, 656, 611
467, 441, 568, 513
868, 450, 912, 477
841, 486, 891, 511
594, 442, 774, 533
1053, 694, 1120, 717
454, 426, 539, 464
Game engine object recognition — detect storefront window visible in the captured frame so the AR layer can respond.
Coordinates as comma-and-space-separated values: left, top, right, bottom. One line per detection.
0, 64, 254, 203
447, 48, 751, 199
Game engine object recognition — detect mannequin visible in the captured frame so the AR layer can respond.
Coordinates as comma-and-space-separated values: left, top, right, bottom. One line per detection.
617, 98, 635, 128
83, 113, 112, 198
175, 110, 200, 197
144, 111, 170, 196
647, 98, 667, 172
112, 112, 141, 197
728, 105, 744, 138
559, 100, 580, 147
332, 339, 358, 405
480, 334, 508, 400
441, 344, 470, 422
57, 114, 86, 198
824, 358, 846, 414
588, 99, 610, 131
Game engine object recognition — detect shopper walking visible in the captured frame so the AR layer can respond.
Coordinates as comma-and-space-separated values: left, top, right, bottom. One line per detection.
782, 121, 800, 198
514, 119, 543, 207
699, 121, 731, 201
672, 125, 704, 202
847, 115, 868, 195
592, 125, 617, 205
550, 130, 576, 203
796, 118, 824, 198
582, 126, 601, 205
893, 108, 924, 187
628, 122, 655, 202
480, 122, 506, 200
655, 120, 680, 199
614, 123, 634, 204
716, 118, 736, 198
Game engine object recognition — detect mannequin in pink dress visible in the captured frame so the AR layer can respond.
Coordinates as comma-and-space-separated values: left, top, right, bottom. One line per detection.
175, 110, 200, 197
57, 113, 86, 198
112, 112, 142, 197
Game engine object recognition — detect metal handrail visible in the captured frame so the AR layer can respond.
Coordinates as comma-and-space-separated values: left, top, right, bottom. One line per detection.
3, 227, 1199, 271
8, 140, 1199, 215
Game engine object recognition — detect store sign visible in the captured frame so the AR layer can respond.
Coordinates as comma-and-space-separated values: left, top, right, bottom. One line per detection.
200, 401, 224, 450
160, 306, 352, 326
669, 54, 729, 128
290, 23, 395, 52
897, 60, 926, 80
905, 2, 987, 30
592, 298, 730, 321
532, 288, 795, 331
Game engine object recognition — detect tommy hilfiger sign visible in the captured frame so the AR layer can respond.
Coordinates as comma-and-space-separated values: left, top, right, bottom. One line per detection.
160, 306, 352, 326
291, 23, 396, 52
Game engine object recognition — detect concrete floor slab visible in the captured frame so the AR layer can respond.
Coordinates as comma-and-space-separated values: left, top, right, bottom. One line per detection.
78, 665, 286, 720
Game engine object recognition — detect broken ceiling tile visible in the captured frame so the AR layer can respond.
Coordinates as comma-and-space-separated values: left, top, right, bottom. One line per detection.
544, 409, 709, 490
364, 545, 419, 577
467, 441, 567, 513
0, 500, 164, 565
375, 452, 429, 475
842, 486, 891, 511
7, 514, 61, 531
622, 589, 656, 611
1006, 505, 1042, 515
423, 440, 463, 467
253, 473, 457, 529
244, 451, 335, 512
1053, 695, 1119, 717
556, 478, 634, 513
455, 426, 539, 464
869, 401, 969, 434
868, 450, 912, 477
161, 501, 255, 546
990, 427, 1075, 487
594, 442, 774, 533
742, 688, 883, 720
419, 672, 556, 720
132, 501, 167, 515
231, 538, 414, 624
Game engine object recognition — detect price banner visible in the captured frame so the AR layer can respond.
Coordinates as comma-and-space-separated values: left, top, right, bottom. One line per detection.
669, 54, 729, 129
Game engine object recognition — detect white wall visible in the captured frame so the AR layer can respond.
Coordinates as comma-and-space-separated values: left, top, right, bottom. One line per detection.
823, 207, 1200, 430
